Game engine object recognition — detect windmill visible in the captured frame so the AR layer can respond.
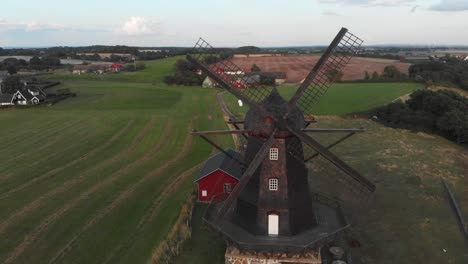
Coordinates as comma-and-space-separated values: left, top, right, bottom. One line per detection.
189, 28, 375, 259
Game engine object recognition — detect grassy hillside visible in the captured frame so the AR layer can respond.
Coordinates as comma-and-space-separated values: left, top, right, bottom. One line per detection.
0, 57, 232, 263
174, 117, 468, 264
223, 82, 422, 116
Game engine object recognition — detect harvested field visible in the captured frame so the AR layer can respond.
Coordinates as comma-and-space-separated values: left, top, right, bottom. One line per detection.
229, 56, 411, 83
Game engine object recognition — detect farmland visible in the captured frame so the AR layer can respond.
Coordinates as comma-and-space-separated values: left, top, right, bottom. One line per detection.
230, 56, 411, 83
223, 82, 422, 117
1, 55, 466, 264
0, 58, 231, 263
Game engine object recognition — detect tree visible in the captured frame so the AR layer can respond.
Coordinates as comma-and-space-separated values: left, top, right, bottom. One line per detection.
371, 71, 380, 80
6, 65, 17, 75
326, 68, 343, 82
1, 75, 24, 94
382, 65, 402, 79
364, 71, 370, 80
437, 109, 468, 143
251, 64, 261, 72
135, 62, 146, 71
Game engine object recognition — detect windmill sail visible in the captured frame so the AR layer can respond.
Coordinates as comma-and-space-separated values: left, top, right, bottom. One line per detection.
288, 28, 363, 116
188, 38, 272, 105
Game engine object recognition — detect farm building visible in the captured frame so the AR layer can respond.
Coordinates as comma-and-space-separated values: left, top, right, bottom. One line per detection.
73, 64, 110, 75
202, 76, 216, 88
12, 87, 47, 105
110, 63, 122, 73
0, 94, 14, 106
194, 149, 242, 203
245, 72, 287, 85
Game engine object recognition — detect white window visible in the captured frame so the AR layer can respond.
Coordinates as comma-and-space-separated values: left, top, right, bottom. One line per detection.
269, 148, 279, 161
269, 178, 278, 191
224, 183, 232, 193
201, 190, 207, 197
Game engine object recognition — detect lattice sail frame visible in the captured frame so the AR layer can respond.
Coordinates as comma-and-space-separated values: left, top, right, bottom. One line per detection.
294, 31, 363, 115
191, 38, 272, 104
286, 134, 373, 202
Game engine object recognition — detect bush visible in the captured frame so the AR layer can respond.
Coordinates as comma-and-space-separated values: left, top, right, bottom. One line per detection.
375, 90, 468, 144
164, 59, 202, 86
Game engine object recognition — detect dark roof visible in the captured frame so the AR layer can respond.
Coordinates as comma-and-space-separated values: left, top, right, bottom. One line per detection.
195, 149, 243, 182
16, 90, 33, 101
245, 72, 286, 79
245, 88, 304, 132
0, 94, 13, 102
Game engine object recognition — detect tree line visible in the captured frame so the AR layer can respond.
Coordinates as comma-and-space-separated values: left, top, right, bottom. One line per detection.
375, 89, 468, 144
409, 59, 468, 90
0, 56, 61, 73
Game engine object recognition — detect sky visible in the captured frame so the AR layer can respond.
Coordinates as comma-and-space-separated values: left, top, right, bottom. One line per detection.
0, 0, 467, 47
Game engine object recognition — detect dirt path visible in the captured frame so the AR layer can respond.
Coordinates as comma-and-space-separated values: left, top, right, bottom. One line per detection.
49, 118, 196, 264
429, 86, 468, 97
216, 92, 243, 149
0, 120, 135, 235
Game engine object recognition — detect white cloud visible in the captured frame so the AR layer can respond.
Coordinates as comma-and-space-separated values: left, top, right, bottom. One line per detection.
318, 0, 416, 6
25, 21, 65, 32
322, 10, 343, 16
430, 0, 468, 11
117, 17, 161, 36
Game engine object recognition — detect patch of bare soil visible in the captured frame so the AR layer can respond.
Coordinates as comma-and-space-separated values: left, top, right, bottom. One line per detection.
229, 56, 411, 83
429, 86, 468, 97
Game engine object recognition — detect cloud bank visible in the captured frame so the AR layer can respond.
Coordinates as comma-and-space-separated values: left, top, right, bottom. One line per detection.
430, 0, 468, 12
117, 17, 162, 36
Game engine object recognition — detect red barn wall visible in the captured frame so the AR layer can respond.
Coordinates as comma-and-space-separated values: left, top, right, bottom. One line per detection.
197, 170, 239, 203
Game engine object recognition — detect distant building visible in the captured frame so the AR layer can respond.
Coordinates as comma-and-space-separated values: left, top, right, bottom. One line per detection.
202, 77, 216, 88
404, 56, 431, 62
0, 94, 14, 106
73, 64, 110, 75
110, 63, 122, 73
138, 49, 162, 53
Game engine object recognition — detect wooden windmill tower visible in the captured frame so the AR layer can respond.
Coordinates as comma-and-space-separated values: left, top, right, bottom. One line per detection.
189, 28, 376, 263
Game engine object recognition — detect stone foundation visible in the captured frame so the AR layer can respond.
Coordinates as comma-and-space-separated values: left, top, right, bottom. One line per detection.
225, 245, 322, 264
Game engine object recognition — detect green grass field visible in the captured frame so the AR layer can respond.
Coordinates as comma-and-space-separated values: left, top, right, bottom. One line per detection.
2, 56, 466, 264
223, 82, 422, 117
0, 57, 232, 263
174, 118, 468, 264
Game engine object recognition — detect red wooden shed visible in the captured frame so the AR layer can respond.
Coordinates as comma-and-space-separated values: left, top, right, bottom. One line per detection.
194, 149, 242, 203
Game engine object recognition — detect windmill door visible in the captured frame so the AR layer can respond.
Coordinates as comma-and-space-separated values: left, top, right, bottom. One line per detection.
268, 213, 279, 236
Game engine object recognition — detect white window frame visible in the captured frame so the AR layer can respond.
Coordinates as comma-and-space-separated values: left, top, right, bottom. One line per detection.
224, 183, 232, 193
269, 178, 278, 191
269, 148, 279, 161
201, 190, 207, 197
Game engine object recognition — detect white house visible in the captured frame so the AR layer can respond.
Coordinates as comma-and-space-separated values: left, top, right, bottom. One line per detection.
12, 88, 46, 105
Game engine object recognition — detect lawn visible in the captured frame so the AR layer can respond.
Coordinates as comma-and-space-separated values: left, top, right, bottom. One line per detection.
0, 57, 232, 263
223, 82, 422, 117
173, 117, 468, 264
